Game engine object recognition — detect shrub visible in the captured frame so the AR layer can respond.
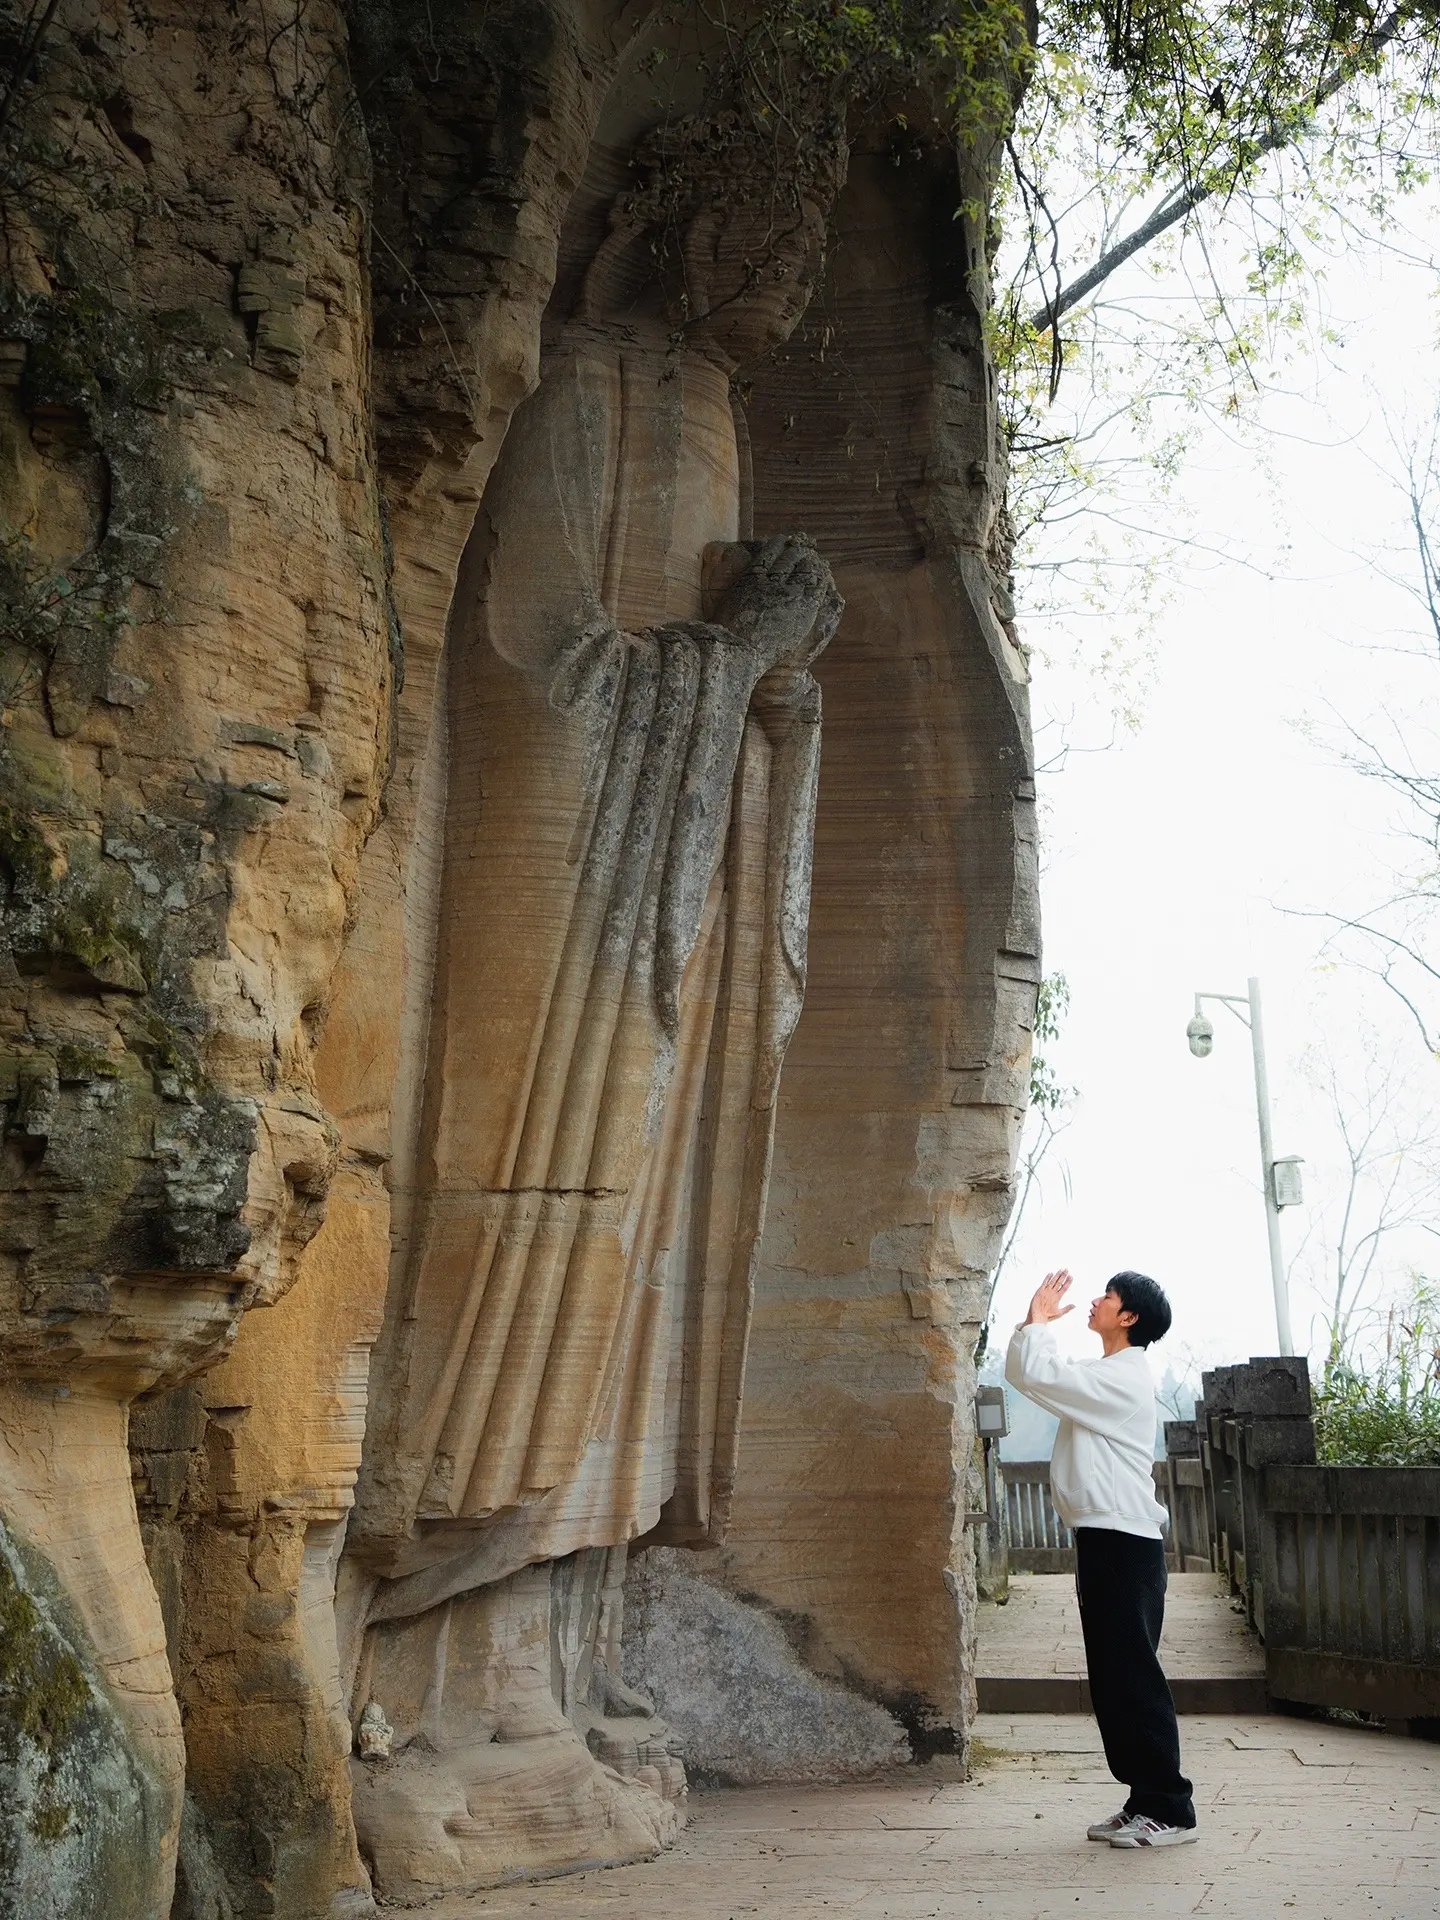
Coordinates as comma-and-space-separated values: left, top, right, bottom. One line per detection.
1314, 1286, 1440, 1468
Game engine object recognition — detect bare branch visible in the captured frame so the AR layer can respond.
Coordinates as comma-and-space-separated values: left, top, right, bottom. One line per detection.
1025, 3, 1416, 336
0, 0, 60, 150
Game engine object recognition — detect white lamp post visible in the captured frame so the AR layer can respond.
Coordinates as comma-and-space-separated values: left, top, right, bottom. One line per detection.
1186, 976, 1300, 1356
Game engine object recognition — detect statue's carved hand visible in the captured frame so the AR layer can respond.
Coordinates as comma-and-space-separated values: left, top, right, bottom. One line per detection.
712, 535, 842, 667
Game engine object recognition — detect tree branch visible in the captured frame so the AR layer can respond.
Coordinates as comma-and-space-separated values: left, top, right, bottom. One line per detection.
0, 0, 60, 149
1025, 3, 1415, 335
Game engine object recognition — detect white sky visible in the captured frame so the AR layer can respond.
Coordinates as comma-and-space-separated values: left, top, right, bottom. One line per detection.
988, 189, 1440, 1394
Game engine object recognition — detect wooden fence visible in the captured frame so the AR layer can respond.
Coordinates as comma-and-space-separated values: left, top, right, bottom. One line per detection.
1198, 1357, 1440, 1727
1000, 1462, 1074, 1572
1156, 1419, 1211, 1571
988, 1360, 1440, 1728
997, 1458, 1190, 1574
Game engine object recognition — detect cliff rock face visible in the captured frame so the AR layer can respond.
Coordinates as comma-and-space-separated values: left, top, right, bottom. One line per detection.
0, 4, 1035, 1914
691, 135, 1037, 1766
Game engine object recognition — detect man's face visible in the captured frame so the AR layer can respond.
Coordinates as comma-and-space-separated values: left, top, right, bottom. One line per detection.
1088, 1286, 1137, 1342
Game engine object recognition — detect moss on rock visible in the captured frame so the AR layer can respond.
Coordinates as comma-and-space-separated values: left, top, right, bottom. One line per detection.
0, 1517, 166, 1916
0, 1549, 88, 1844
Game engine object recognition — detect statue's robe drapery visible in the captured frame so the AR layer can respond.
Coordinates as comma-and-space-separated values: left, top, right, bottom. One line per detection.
363, 336, 835, 1596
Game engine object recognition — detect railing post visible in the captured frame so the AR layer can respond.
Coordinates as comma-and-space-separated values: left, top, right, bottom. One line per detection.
1202, 1365, 1243, 1596
1201, 1357, 1314, 1636
1233, 1358, 1314, 1646
974, 1431, 1009, 1602
1164, 1419, 1204, 1570
1195, 1395, 1218, 1574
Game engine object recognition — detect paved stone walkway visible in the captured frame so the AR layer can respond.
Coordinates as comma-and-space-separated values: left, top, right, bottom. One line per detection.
436, 1713, 1440, 1920
977, 1572, 1265, 1679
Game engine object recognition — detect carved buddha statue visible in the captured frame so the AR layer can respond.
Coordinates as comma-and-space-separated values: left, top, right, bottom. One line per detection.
340, 107, 844, 1898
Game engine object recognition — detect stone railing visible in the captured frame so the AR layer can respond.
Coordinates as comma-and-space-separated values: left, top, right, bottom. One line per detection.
999, 1459, 1182, 1573
1000, 1461, 1075, 1572
1196, 1356, 1440, 1728
1158, 1419, 1214, 1571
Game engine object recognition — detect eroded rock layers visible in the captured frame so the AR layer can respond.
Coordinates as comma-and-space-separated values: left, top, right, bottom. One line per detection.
0, 4, 1036, 1915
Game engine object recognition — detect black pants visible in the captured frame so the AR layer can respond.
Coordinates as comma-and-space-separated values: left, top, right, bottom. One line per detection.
1075, 1526, 1195, 1827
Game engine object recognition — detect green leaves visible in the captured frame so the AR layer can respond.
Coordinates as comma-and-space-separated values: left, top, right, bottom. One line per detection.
1045, 0, 1418, 198
1315, 1280, 1440, 1464
987, 0, 1440, 716
1031, 970, 1075, 1113
713, 0, 1034, 143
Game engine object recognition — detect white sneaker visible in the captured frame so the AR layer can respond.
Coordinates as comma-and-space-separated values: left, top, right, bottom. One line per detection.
1086, 1810, 1133, 1841
1109, 1814, 1198, 1848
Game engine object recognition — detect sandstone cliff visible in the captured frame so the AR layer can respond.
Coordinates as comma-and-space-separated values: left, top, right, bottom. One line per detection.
0, 5, 1036, 1914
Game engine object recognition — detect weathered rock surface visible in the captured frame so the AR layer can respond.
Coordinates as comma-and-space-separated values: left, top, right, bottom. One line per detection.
623, 1546, 908, 1786
711, 137, 1036, 1767
0, 4, 1035, 1914
0, 1515, 164, 1917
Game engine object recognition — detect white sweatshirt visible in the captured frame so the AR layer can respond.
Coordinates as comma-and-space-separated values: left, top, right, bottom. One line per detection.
1004, 1322, 1168, 1538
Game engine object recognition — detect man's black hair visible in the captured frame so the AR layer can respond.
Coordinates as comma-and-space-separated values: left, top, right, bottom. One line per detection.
1107, 1270, 1171, 1348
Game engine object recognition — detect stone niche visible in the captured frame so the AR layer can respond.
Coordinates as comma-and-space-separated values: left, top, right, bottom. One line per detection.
0, 5, 1035, 1917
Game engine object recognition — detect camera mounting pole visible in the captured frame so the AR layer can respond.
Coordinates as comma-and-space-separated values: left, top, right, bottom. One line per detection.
1186, 977, 1297, 1357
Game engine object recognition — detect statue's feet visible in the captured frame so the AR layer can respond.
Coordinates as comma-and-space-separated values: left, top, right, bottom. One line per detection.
590, 1655, 656, 1719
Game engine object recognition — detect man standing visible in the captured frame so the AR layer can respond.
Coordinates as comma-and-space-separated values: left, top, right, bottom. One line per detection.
1005, 1268, 1198, 1848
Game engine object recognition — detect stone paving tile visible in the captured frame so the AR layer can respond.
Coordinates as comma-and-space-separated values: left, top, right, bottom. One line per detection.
432, 1716, 1440, 1920
976, 1574, 1264, 1681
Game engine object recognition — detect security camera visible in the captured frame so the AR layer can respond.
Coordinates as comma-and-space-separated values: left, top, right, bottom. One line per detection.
1186, 1013, 1214, 1058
